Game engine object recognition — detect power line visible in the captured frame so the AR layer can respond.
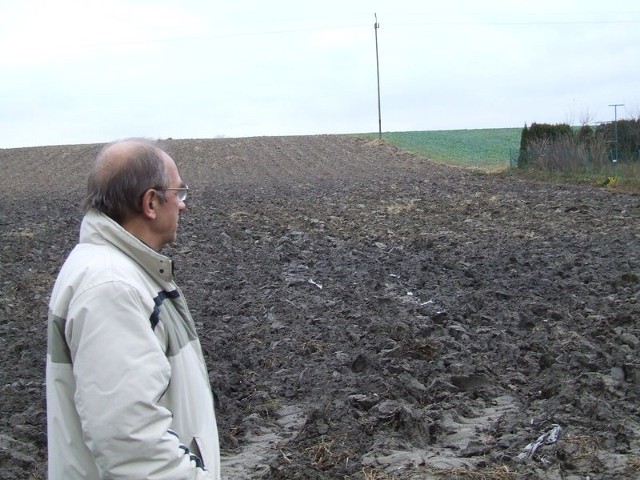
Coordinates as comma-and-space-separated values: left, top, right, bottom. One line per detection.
387, 19, 640, 27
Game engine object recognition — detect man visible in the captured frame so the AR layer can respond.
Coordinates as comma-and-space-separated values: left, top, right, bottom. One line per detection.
46, 139, 220, 479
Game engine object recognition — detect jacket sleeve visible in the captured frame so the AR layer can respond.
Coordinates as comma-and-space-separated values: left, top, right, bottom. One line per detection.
66, 281, 213, 480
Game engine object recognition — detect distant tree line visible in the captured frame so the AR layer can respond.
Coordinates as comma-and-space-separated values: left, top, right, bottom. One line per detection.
517, 119, 640, 170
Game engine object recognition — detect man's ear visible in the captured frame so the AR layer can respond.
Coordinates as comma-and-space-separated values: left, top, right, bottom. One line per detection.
140, 189, 159, 220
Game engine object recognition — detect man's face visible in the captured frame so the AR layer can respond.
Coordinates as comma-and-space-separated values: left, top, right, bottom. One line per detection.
154, 153, 186, 249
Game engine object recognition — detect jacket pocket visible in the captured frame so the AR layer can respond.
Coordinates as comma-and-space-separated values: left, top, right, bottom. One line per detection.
192, 436, 207, 467
194, 435, 221, 479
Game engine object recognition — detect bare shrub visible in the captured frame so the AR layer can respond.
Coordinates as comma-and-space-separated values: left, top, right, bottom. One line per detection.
527, 134, 610, 174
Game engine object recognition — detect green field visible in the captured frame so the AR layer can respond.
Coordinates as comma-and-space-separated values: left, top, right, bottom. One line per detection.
360, 128, 522, 169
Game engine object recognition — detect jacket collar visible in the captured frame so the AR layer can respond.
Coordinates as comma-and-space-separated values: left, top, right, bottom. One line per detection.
79, 209, 175, 284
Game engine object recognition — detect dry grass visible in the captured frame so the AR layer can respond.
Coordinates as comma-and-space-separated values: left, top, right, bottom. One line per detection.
304, 436, 340, 469
260, 355, 276, 369
417, 464, 520, 480
384, 199, 420, 215
361, 466, 394, 479
563, 434, 600, 460
627, 456, 640, 473
301, 339, 325, 355
259, 396, 281, 418
403, 338, 439, 358
26, 463, 46, 480
304, 435, 355, 471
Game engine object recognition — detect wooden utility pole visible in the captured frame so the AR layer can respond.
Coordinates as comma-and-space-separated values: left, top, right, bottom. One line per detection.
374, 13, 381, 140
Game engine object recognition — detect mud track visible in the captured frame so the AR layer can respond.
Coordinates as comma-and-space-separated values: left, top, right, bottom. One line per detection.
1, 135, 639, 479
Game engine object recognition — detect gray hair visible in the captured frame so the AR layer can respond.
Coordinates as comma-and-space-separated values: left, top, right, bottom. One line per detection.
83, 139, 170, 223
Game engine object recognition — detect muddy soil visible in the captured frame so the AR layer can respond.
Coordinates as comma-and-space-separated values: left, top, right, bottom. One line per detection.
1, 135, 639, 479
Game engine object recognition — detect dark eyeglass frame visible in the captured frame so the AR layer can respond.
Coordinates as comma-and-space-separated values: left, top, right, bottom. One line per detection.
159, 186, 189, 201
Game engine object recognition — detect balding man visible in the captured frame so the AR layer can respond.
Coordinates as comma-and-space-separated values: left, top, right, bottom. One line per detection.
46, 139, 220, 479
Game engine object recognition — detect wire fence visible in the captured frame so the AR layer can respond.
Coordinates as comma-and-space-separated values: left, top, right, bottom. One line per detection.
509, 148, 640, 170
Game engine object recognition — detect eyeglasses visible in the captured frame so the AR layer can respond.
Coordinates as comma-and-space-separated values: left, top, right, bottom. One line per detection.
159, 186, 189, 201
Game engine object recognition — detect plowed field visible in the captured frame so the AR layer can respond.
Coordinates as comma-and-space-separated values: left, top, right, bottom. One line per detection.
1, 135, 639, 479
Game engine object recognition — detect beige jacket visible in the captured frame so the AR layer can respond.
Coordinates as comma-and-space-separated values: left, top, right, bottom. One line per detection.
46, 209, 220, 479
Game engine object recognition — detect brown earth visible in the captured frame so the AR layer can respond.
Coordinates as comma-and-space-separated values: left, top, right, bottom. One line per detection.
1, 135, 640, 479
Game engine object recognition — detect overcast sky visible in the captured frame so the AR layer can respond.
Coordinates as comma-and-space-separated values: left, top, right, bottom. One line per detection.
1, 0, 638, 148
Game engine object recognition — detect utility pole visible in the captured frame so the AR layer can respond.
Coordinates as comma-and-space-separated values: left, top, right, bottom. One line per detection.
609, 103, 624, 162
374, 13, 382, 140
